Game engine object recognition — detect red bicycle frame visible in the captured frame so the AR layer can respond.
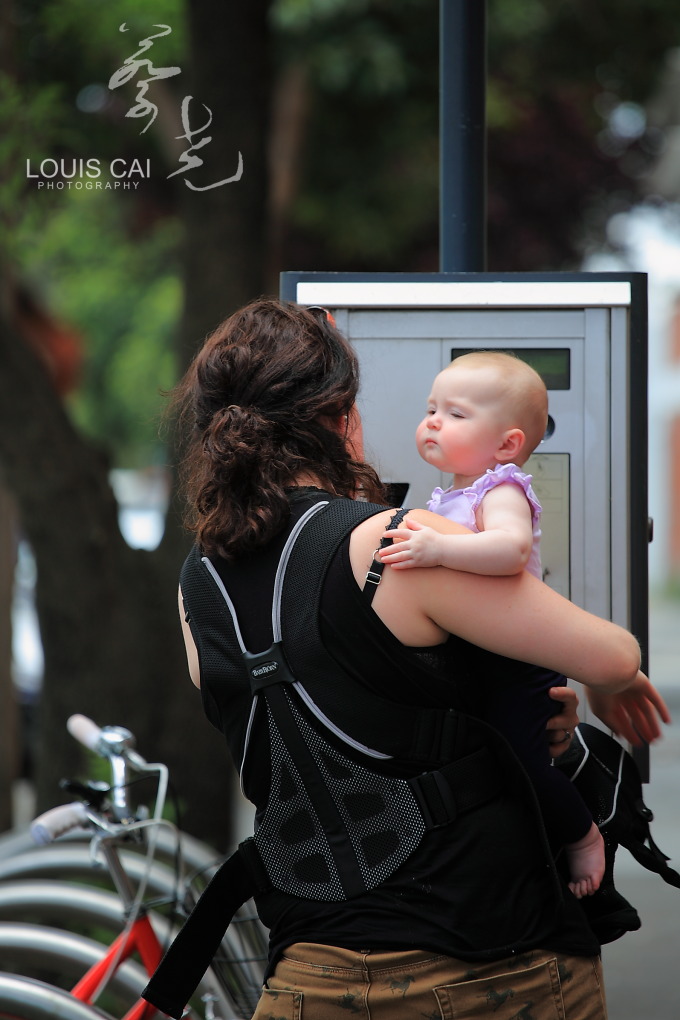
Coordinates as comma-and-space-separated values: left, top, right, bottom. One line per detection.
70, 912, 163, 1020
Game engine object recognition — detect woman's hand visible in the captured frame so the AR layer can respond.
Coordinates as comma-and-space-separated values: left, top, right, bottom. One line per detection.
586, 671, 671, 746
546, 685, 580, 757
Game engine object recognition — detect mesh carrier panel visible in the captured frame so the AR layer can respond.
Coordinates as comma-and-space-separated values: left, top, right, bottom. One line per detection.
253, 691, 426, 901
254, 703, 345, 900
289, 698, 425, 888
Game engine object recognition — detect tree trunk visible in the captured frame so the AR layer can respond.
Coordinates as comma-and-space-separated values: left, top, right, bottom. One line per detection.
0, 309, 232, 847
177, 0, 273, 359
0, 488, 17, 831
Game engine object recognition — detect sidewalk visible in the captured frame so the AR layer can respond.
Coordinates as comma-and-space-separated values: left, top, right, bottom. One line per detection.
601, 595, 680, 1019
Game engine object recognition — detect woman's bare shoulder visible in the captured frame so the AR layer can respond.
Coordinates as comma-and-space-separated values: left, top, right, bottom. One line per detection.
350, 506, 470, 563
403, 507, 471, 534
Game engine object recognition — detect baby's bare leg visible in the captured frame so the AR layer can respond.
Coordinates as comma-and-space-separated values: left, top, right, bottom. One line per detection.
566, 821, 605, 899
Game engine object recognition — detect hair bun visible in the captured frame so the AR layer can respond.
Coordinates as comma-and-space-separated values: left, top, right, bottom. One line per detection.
215, 403, 265, 427
202, 403, 272, 462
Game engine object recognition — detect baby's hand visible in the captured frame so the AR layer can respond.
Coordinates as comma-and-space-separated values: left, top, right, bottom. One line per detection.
378, 518, 443, 570
587, 671, 671, 747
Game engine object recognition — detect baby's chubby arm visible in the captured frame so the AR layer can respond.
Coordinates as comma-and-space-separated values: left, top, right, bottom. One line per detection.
379, 481, 534, 575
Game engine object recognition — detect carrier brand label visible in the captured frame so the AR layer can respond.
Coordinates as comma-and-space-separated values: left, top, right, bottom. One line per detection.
252, 661, 278, 678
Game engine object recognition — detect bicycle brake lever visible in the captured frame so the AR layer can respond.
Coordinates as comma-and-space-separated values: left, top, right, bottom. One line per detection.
59, 778, 111, 809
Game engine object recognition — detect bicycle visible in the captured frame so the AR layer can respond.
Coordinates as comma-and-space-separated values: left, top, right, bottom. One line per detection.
0, 715, 266, 1020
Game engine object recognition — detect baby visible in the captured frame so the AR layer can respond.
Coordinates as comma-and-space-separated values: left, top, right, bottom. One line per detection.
379, 351, 604, 898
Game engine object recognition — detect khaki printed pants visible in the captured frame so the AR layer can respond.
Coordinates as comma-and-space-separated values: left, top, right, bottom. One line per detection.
251, 942, 608, 1020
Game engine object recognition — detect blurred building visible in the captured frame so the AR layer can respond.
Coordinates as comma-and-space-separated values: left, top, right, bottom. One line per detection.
586, 204, 680, 589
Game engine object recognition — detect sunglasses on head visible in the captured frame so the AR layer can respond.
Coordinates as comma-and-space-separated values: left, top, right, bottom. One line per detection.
306, 305, 337, 328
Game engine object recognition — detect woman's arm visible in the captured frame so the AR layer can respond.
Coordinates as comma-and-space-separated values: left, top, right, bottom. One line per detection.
178, 586, 201, 688
349, 508, 641, 693
424, 569, 639, 690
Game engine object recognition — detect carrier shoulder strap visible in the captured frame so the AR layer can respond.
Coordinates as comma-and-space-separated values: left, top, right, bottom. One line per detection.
277, 499, 460, 764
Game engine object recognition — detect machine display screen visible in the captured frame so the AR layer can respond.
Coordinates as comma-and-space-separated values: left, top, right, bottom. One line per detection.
450, 347, 571, 390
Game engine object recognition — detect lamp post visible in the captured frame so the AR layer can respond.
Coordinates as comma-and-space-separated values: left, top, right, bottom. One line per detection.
439, 0, 487, 271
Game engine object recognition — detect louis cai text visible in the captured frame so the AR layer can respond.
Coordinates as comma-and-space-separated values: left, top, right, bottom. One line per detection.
26, 158, 151, 181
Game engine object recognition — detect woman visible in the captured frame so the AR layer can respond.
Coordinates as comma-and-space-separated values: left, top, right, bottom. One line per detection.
149, 299, 667, 1020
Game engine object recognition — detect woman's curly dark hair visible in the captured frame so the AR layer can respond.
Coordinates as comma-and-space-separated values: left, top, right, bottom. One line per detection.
173, 298, 387, 558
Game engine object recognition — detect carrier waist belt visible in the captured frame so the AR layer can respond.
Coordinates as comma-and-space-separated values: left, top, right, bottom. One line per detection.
143, 741, 502, 1019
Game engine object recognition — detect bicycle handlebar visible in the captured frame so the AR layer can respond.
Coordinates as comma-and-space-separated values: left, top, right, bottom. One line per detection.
67, 714, 136, 758
67, 713, 103, 752
26, 715, 175, 933
31, 801, 89, 844
64, 714, 168, 826
67, 715, 141, 823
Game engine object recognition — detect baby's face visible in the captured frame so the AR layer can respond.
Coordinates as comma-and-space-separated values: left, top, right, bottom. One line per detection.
415, 363, 514, 480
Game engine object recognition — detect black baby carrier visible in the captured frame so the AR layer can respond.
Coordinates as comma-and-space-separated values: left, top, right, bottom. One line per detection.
143, 498, 513, 1018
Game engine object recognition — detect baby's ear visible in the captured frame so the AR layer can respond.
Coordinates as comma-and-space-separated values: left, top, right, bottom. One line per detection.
497, 428, 525, 463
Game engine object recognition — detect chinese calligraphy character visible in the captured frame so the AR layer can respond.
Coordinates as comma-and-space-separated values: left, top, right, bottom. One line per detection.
168, 96, 244, 191
109, 24, 181, 133
109, 25, 243, 189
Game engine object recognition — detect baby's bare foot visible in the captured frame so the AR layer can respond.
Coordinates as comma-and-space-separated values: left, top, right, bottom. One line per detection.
566, 822, 605, 899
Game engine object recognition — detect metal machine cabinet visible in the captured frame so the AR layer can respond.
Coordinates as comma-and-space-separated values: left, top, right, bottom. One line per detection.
281, 272, 649, 750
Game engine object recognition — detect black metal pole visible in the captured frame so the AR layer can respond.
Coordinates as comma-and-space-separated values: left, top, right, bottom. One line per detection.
439, 0, 487, 271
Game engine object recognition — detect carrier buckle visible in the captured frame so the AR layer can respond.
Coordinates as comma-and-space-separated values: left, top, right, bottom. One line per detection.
410, 771, 458, 829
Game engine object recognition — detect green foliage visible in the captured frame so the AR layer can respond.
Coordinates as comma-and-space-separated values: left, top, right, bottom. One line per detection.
12, 0, 189, 181
272, 0, 370, 30
488, 0, 679, 104
483, 0, 680, 267
271, 0, 439, 268
0, 74, 69, 257
274, 0, 417, 96
269, 0, 680, 271
18, 187, 180, 467
490, 0, 550, 39
2, 0, 190, 467
39, 0, 188, 72
5, 0, 680, 468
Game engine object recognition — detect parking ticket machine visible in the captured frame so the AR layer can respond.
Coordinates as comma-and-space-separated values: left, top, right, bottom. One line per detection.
281, 272, 649, 763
